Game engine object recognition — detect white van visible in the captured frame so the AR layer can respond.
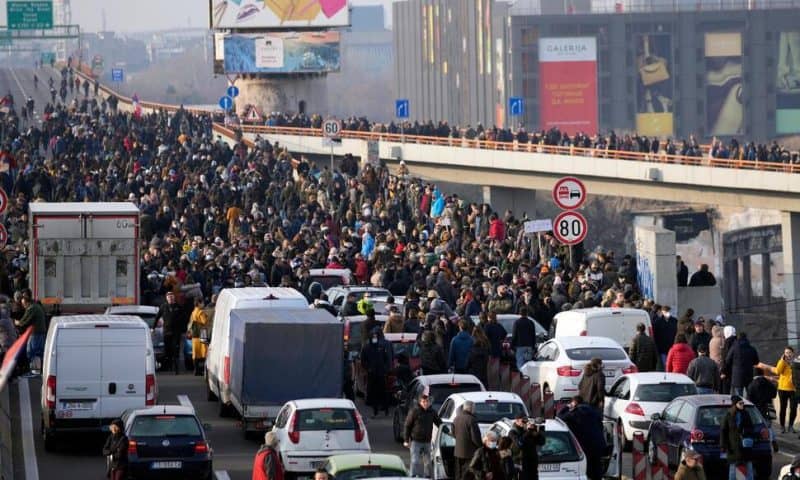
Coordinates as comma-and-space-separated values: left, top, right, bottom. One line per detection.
206, 287, 309, 408
41, 315, 157, 451
553, 308, 653, 351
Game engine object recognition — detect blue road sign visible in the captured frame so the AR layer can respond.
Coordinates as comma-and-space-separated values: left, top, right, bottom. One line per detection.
219, 95, 234, 110
111, 68, 123, 82
395, 99, 409, 119
509, 97, 524, 117
227, 85, 239, 98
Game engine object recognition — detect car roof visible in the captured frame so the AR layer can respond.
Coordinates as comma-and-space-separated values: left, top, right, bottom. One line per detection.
551, 336, 624, 349
492, 417, 571, 433
309, 268, 352, 276
105, 305, 159, 315
448, 391, 523, 404
623, 372, 695, 385
416, 374, 485, 388
674, 394, 755, 407
384, 333, 418, 343
291, 398, 357, 410
557, 307, 650, 318
51, 315, 148, 328
126, 405, 197, 417
328, 286, 390, 295
326, 453, 406, 471
219, 287, 306, 301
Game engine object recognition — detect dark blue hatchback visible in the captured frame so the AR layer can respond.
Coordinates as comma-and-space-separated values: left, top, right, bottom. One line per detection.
122, 406, 213, 480
646, 395, 772, 480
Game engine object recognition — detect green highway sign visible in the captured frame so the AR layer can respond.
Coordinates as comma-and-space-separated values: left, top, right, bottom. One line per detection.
7, 1, 53, 30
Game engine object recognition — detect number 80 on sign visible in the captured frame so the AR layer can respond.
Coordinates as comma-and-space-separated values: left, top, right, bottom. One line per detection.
553, 211, 588, 246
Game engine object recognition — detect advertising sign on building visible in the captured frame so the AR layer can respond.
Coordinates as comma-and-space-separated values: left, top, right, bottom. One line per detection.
223, 31, 341, 74
777, 31, 800, 134
211, 0, 349, 29
538, 37, 598, 135
705, 32, 743, 136
635, 34, 674, 136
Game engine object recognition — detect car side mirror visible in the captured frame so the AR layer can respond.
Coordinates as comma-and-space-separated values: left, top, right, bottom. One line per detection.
650, 413, 661, 421
203, 423, 212, 431
441, 424, 451, 435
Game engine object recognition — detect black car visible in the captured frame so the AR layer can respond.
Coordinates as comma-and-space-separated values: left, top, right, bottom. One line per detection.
647, 395, 772, 480
122, 405, 213, 479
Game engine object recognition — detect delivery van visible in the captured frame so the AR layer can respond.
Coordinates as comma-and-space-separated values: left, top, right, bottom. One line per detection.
41, 315, 157, 451
205, 287, 309, 410
552, 307, 653, 351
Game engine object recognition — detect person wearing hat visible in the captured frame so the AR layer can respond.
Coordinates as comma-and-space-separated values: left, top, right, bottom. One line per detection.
360, 327, 392, 418
155, 290, 185, 374
102, 419, 129, 480
674, 449, 706, 480
721, 395, 756, 480
403, 393, 442, 477
507, 413, 546, 480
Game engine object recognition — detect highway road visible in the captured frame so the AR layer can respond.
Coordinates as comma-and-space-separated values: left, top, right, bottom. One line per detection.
7, 369, 798, 480
0, 66, 97, 125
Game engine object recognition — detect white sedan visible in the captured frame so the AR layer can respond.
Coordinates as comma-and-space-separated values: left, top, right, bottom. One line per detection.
604, 372, 697, 444
520, 336, 638, 407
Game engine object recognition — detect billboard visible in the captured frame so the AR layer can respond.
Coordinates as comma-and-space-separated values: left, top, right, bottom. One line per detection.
635, 34, 674, 136
705, 32, 743, 136
538, 37, 598, 135
211, 0, 349, 29
777, 31, 800, 134
223, 31, 341, 74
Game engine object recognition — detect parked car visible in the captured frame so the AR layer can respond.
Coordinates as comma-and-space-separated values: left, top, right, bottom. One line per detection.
308, 268, 353, 290
352, 332, 420, 397
434, 391, 528, 441
520, 336, 637, 408
604, 372, 697, 444
326, 286, 391, 313
647, 395, 772, 479
323, 453, 408, 479
271, 398, 370, 476
122, 405, 213, 479
552, 308, 653, 352
105, 305, 164, 364
392, 374, 486, 442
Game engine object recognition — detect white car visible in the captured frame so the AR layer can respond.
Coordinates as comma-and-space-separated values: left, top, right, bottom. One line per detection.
325, 286, 391, 311
308, 268, 353, 290
520, 336, 638, 407
434, 391, 528, 440
105, 305, 163, 362
604, 372, 697, 443
272, 398, 370, 475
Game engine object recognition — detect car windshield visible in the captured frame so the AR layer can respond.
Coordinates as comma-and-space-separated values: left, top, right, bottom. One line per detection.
472, 401, 526, 423
566, 347, 627, 361
538, 431, 582, 463
634, 383, 697, 402
695, 405, 763, 427
310, 275, 347, 290
331, 467, 407, 480
130, 415, 202, 437
296, 408, 356, 431
392, 341, 420, 359
428, 384, 484, 409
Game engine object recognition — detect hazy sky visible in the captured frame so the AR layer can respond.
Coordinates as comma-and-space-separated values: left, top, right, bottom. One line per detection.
57, 0, 392, 33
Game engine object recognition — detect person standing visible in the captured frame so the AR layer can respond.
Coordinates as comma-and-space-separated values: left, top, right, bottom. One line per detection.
666, 334, 696, 375
16, 296, 46, 376
155, 291, 184, 374
558, 396, 606, 480
721, 395, 756, 480
0, 305, 18, 366
507, 414, 546, 480
187, 297, 210, 376
468, 326, 490, 387
419, 330, 447, 375
689, 320, 712, 354
453, 400, 482, 480
725, 332, 760, 398
578, 358, 606, 409
448, 320, 474, 374
252, 431, 284, 480
629, 323, 658, 372
676, 256, 689, 287
686, 345, 720, 394
102, 419, 129, 480
653, 306, 678, 369
361, 327, 393, 417
761, 347, 797, 434
511, 307, 537, 370
403, 394, 441, 477
674, 449, 706, 480
484, 312, 508, 360
468, 431, 505, 480
746, 368, 777, 429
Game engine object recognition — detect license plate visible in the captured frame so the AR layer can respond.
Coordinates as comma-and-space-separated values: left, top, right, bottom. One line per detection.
62, 401, 92, 410
152, 461, 182, 469
311, 461, 325, 469
539, 463, 560, 472
604, 369, 616, 377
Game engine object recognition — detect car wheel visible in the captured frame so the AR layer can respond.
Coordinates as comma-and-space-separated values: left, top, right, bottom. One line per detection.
392, 408, 403, 443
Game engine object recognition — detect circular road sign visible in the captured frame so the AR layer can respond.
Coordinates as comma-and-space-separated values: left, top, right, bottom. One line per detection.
553, 211, 588, 246
0, 187, 7, 215
227, 85, 240, 98
323, 119, 341, 138
0, 224, 8, 249
219, 95, 234, 111
552, 176, 587, 210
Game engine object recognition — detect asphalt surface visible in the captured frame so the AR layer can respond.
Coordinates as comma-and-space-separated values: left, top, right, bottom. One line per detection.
0, 66, 96, 126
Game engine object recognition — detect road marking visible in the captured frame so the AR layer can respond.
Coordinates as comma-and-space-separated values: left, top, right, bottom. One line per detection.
777, 451, 795, 459
18, 378, 40, 480
214, 470, 231, 480
9, 68, 28, 99
177, 394, 193, 408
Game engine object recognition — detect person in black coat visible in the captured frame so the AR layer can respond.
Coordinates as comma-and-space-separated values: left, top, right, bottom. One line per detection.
360, 327, 393, 417
102, 419, 128, 480
747, 368, 778, 423
629, 323, 658, 372
507, 414, 547, 480
652, 306, 678, 368
453, 401, 482, 480
725, 332, 760, 398
677, 256, 689, 287
558, 396, 607, 480
155, 291, 184, 373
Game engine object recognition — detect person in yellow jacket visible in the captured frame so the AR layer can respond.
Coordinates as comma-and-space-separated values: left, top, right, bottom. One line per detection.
760, 346, 797, 433
187, 297, 210, 376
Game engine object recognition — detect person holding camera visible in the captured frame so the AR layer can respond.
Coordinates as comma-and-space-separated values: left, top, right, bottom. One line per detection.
404, 394, 442, 477
507, 414, 547, 480
558, 396, 607, 480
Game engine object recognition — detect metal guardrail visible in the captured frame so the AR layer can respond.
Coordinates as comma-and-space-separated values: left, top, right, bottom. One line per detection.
509, 0, 800, 14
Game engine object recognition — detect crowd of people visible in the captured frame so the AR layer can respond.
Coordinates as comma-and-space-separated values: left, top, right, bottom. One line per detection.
0, 64, 799, 480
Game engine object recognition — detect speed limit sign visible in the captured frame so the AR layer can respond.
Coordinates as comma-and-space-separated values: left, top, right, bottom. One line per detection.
553, 211, 588, 246
322, 119, 341, 138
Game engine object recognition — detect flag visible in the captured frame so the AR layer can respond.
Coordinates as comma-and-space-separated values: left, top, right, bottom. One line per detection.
0, 326, 32, 392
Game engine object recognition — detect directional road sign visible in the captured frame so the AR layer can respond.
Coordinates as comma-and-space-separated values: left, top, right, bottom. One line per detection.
553, 211, 588, 246
219, 95, 233, 111
509, 97, 524, 117
227, 85, 239, 98
7, 1, 53, 30
323, 119, 341, 139
111, 68, 123, 82
395, 99, 409, 119
552, 176, 587, 210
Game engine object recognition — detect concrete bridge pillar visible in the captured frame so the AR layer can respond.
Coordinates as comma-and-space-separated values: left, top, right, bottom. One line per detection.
481, 186, 536, 219
782, 212, 800, 348
235, 76, 328, 116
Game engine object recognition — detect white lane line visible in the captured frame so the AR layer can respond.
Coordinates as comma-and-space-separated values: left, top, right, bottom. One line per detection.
8, 68, 29, 100
18, 378, 40, 480
214, 470, 231, 480
177, 394, 193, 408
777, 450, 796, 458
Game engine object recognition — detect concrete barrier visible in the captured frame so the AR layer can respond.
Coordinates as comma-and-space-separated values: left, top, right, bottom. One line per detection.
487, 358, 500, 391
529, 383, 542, 417
632, 432, 646, 480
542, 388, 554, 419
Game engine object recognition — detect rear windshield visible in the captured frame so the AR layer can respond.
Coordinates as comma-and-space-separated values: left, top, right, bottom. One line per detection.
130, 415, 202, 437
695, 406, 763, 428
634, 383, 697, 402
310, 275, 348, 290
392, 341, 420, 359
428, 384, 484, 409
297, 408, 356, 431
331, 467, 406, 480
538, 431, 582, 463
472, 401, 526, 424
566, 347, 627, 361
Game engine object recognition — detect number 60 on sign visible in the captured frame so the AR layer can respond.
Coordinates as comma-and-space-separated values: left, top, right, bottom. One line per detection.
553, 211, 588, 245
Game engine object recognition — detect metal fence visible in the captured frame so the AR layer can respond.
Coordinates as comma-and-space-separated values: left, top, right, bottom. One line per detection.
509, 0, 800, 14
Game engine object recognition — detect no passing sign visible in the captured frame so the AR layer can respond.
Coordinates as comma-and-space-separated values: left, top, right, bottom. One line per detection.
552, 176, 587, 210
553, 211, 588, 245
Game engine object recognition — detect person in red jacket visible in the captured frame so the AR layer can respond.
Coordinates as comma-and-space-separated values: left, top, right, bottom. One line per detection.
488, 213, 506, 241
252, 431, 284, 480
666, 333, 696, 374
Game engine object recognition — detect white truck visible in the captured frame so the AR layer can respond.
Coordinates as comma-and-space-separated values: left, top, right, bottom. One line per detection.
29, 202, 140, 313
